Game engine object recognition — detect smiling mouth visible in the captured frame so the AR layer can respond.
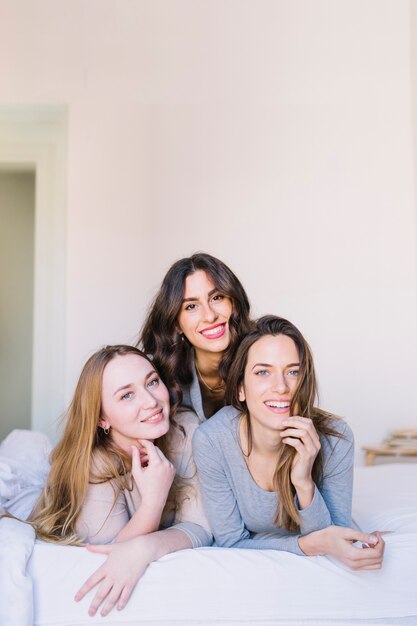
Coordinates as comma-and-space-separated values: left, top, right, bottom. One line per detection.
200, 323, 226, 339
265, 401, 290, 409
141, 409, 164, 424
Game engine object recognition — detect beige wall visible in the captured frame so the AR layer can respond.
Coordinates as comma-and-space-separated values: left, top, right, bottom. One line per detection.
0, 170, 35, 439
0, 0, 416, 460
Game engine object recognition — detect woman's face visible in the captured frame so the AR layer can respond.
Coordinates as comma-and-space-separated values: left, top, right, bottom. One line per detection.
99, 354, 170, 451
177, 270, 233, 359
239, 334, 300, 433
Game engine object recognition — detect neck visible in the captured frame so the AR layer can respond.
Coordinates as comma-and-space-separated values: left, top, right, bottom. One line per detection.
241, 414, 283, 457
111, 434, 153, 455
194, 350, 223, 377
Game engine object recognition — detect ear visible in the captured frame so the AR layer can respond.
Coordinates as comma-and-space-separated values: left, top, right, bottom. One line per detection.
98, 417, 109, 430
238, 384, 245, 403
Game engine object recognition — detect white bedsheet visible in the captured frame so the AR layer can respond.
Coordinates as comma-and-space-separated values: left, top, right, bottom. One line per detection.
29, 533, 417, 626
1, 430, 417, 626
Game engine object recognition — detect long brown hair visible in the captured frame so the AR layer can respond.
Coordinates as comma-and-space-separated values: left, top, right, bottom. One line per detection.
140, 253, 251, 404
29, 345, 183, 544
226, 316, 342, 532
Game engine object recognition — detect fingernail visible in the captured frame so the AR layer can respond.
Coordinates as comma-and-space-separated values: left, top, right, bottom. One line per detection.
368, 535, 378, 545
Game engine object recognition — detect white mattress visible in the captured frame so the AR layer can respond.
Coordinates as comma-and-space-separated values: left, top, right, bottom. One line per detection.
30, 464, 417, 626
1, 430, 417, 626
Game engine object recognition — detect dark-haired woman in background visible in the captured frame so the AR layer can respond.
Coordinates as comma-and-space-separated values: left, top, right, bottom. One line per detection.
193, 316, 385, 569
140, 252, 252, 421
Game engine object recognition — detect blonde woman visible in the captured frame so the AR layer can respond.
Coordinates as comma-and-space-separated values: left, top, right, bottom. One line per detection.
193, 316, 385, 569
30, 345, 210, 548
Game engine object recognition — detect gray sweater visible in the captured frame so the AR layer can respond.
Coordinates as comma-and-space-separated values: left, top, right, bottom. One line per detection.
181, 362, 207, 423
192, 406, 354, 556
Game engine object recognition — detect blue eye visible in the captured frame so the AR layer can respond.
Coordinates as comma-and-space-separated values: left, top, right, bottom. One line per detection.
255, 369, 269, 376
121, 391, 133, 400
147, 377, 159, 388
288, 370, 299, 377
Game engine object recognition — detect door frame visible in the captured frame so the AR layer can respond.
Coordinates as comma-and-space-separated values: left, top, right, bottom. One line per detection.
0, 106, 67, 435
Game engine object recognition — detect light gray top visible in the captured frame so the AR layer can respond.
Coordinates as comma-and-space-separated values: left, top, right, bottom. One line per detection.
192, 406, 354, 556
76, 410, 212, 548
181, 362, 206, 423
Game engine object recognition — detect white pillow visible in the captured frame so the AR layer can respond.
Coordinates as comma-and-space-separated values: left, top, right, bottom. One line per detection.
0, 429, 51, 517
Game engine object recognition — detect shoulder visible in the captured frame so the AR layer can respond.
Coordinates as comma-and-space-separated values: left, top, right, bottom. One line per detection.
324, 416, 354, 442
193, 406, 241, 448
175, 409, 200, 437
319, 416, 354, 459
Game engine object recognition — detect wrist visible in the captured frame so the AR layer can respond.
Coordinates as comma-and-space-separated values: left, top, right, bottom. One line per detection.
294, 479, 315, 508
139, 494, 166, 511
298, 529, 325, 556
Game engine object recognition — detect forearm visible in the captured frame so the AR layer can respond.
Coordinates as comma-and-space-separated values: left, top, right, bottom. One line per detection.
172, 521, 212, 548
294, 479, 315, 510
225, 533, 304, 556
141, 526, 193, 561
296, 484, 332, 534
115, 500, 165, 543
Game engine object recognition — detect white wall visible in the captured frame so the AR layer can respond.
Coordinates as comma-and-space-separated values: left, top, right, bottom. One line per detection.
0, 0, 416, 460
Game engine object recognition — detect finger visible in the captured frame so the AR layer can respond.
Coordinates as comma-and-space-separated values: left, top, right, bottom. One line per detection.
88, 580, 114, 616
85, 543, 112, 555
346, 545, 383, 564
117, 583, 134, 611
74, 566, 106, 602
153, 446, 168, 461
138, 439, 160, 461
281, 436, 304, 452
100, 583, 124, 616
131, 446, 143, 474
341, 529, 379, 546
284, 417, 314, 427
284, 418, 321, 443
280, 428, 319, 452
355, 563, 383, 570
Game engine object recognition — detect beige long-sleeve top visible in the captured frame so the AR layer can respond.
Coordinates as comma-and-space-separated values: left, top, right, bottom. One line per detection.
75, 410, 212, 547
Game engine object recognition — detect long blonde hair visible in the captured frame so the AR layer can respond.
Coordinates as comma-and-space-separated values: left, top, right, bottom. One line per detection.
226, 316, 343, 533
29, 345, 183, 544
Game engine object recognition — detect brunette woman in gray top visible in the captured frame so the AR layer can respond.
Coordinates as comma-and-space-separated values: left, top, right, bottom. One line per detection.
193, 316, 385, 570
140, 253, 252, 421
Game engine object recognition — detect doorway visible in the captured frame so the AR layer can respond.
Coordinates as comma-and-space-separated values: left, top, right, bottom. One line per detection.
0, 107, 67, 439
0, 169, 35, 439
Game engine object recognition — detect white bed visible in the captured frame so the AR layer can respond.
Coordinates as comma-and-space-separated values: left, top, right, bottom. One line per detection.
1, 429, 417, 626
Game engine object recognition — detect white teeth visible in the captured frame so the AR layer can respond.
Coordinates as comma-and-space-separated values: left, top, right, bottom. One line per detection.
202, 325, 224, 336
143, 411, 162, 423
265, 401, 290, 408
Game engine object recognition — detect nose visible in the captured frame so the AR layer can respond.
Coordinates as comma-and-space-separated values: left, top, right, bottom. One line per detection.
140, 387, 158, 409
272, 373, 289, 394
202, 301, 217, 323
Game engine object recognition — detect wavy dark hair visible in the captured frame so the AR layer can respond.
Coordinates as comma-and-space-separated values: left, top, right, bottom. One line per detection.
140, 253, 252, 407
226, 315, 343, 532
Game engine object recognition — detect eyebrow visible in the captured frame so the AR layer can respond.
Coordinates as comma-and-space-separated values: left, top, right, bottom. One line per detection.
182, 287, 218, 303
251, 362, 300, 371
113, 370, 156, 395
